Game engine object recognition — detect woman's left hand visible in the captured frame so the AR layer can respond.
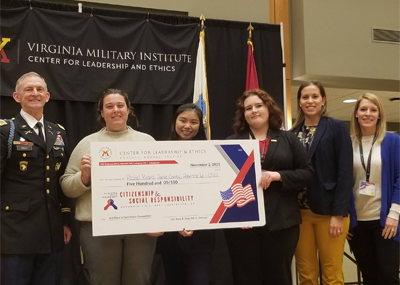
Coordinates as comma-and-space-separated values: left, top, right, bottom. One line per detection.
146, 232, 164, 237
179, 229, 194, 237
382, 217, 398, 239
258, 171, 281, 189
329, 216, 344, 238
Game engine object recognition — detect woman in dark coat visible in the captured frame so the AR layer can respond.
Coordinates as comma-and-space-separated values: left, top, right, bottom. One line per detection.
224, 89, 314, 285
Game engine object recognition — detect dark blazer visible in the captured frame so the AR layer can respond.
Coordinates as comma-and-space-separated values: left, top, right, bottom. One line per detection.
0, 114, 71, 254
228, 129, 314, 231
292, 116, 353, 216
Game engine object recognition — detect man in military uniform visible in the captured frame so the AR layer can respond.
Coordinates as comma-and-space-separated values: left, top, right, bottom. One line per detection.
0, 72, 72, 285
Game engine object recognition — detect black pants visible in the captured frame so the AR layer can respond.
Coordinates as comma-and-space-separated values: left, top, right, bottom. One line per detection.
224, 224, 299, 285
161, 234, 212, 285
348, 220, 400, 285
1, 249, 63, 285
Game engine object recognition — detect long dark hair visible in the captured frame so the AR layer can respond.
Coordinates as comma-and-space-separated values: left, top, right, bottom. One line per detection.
97, 88, 139, 129
170, 103, 206, 140
233, 89, 283, 134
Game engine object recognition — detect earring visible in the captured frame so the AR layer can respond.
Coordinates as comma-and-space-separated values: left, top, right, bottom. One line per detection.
322, 104, 324, 106
355, 116, 358, 118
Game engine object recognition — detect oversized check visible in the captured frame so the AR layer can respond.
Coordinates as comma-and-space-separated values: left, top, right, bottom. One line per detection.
91, 140, 265, 236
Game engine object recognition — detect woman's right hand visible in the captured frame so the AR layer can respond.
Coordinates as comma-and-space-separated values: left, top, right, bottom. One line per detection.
80, 155, 92, 186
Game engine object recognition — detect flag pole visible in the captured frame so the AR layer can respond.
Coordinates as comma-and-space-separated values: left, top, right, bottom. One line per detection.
246, 23, 259, 90
200, 14, 205, 32
247, 23, 254, 40
194, 13, 211, 139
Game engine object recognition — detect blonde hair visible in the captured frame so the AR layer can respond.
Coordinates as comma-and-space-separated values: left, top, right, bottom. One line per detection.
350, 93, 386, 144
15, 72, 48, 92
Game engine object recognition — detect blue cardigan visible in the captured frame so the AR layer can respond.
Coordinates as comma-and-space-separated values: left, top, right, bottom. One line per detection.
350, 132, 400, 242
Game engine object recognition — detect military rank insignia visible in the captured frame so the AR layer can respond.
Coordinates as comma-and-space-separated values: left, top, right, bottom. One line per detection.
19, 161, 28, 171
54, 135, 65, 146
57, 124, 65, 130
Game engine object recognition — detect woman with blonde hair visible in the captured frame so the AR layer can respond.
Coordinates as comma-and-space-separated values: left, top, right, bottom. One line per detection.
291, 80, 353, 284
348, 93, 399, 285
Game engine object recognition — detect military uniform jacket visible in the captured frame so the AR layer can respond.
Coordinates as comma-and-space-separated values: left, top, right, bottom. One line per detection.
0, 114, 71, 254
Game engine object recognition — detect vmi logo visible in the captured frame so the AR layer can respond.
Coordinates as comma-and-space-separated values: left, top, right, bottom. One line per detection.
99, 147, 112, 159
0, 38, 10, 63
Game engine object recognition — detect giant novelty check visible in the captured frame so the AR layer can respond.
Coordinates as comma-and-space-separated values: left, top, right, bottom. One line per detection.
91, 140, 265, 236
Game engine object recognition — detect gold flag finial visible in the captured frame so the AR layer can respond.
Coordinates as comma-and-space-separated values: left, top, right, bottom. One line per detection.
200, 13, 206, 31
247, 23, 254, 39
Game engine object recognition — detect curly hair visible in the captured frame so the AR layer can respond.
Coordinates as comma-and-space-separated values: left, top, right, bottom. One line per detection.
97, 88, 139, 129
233, 89, 283, 134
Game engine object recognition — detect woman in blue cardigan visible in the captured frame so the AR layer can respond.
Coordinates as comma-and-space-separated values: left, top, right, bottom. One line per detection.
348, 93, 399, 285
291, 80, 353, 285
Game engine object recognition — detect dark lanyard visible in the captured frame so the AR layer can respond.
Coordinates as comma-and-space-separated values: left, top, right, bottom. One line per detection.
249, 130, 270, 165
359, 134, 376, 182
301, 125, 315, 153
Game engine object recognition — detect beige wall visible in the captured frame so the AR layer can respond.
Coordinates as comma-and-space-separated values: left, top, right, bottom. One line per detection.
72, 0, 270, 23
291, 0, 400, 88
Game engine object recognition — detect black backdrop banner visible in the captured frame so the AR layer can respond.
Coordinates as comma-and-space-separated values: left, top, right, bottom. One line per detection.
1, 7, 199, 103
0, 4, 284, 145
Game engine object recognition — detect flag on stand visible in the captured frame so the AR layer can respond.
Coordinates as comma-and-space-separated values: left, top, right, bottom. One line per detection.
246, 39, 259, 90
193, 31, 211, 139
220, 183, 256, 208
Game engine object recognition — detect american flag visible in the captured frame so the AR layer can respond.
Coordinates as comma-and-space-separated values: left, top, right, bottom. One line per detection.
360, 181, 373, 191
220, 183, 255, 208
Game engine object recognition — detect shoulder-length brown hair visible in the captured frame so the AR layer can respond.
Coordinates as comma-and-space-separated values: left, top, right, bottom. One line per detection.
97, 88, 139, 129
292, 80, 328, 129
350, 93, 386, 144
233, 89, 283, 134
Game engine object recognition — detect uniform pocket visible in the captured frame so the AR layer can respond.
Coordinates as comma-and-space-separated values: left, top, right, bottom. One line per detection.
52, 147, 65, 157
1, 193, 30, 212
